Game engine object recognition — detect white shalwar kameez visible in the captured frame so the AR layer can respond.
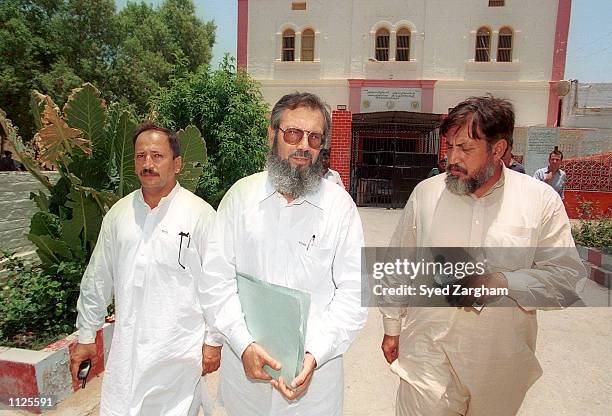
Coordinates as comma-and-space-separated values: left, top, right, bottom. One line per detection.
200, 171, 367, 416
381, 165, 586, 416
76, 183, 217, 416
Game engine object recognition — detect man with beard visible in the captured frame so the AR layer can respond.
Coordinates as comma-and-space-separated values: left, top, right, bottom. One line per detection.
71, 122, 219, 415
199, 92, 367, 415
380, 96, 585, 415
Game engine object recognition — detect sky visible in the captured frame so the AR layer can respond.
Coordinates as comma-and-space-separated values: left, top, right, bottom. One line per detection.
117, 0, 612, 82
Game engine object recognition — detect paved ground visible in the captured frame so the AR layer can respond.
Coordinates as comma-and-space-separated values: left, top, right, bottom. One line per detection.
7, 207, 611, 415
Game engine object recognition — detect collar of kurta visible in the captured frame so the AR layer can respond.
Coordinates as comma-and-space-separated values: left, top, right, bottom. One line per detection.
136, 181, 182, 209
468, 161, 506, 200
260, 171, 324, 210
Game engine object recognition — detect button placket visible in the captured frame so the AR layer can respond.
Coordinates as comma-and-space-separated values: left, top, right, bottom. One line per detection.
277, 199, 291, 287
470, 200, 485, 246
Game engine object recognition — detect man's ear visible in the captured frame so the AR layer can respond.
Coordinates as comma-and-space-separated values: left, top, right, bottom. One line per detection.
267, 126, 275, 147
174, 156, 183, 174
493, 140, 507, 160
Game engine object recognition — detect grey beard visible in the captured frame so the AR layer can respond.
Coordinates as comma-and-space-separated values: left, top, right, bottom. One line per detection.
266, 148, 323, 199
445, 158, 496, 195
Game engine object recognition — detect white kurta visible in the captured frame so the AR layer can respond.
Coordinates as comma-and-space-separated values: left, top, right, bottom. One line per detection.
200, 171, 367, 416
76, 183, 217, 416
323, 168, 345, 189
380, 165, 586, 416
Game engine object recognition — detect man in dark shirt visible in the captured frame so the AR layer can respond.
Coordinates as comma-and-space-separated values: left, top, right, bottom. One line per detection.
0, 151, 25, 171
501, 139, 525, 173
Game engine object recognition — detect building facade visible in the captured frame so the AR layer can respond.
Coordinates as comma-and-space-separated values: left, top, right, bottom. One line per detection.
238, 0, 571, 127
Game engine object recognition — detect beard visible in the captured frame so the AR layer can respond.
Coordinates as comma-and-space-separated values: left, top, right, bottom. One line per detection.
445, 154, 496, 195
266, 137, 323, 198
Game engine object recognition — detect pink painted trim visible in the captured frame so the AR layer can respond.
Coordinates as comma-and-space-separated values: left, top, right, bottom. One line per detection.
551, 0, 572, 81
237, 0, 249, 69
348, 79, 437, 113
546, 82, 559, 127
547, 0, 572, 126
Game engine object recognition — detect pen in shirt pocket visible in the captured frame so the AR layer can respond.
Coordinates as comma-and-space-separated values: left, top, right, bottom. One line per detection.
307, 234, 316, 251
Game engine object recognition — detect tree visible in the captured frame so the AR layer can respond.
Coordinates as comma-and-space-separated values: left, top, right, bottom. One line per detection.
153, 56, 270, 206
0, 0, 215, 139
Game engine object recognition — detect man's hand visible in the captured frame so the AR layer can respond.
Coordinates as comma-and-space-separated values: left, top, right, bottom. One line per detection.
271, 353, 316, 401
202, 344, 222, 375
544, 172, 553, 182
447, 272, 508, 307
381, 335, 400, 364
241, 343, 281, 381
70, 343, 97, 384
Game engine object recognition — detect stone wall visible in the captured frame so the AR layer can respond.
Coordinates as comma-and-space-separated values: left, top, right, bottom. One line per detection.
0, 171, 60, 270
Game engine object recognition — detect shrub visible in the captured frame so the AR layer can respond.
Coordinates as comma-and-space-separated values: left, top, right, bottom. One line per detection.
571, 198, 612, 253
0, 252, 86, 349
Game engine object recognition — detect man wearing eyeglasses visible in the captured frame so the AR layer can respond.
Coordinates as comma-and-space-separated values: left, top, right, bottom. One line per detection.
200, 92, 367, 415
70, 122, 219, 416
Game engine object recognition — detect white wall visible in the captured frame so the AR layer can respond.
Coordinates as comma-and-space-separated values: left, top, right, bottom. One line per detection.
247, 0, 560, 124
434, 81, 551, 126
248, 0, 558, 80
258, 80, 349, 113
0, 172, 60, 273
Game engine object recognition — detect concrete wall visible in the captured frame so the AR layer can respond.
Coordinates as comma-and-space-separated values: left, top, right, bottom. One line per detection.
561, 81, 612, 129
0, 171, 60, 267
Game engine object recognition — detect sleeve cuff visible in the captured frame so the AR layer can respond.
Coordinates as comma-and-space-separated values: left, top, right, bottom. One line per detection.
503, 271, 543, 311
227, 322, 255, 359
77, 329, 97, 344
305, 337, 332, 368
204, 329, 225, 347
383, 317, 402, 336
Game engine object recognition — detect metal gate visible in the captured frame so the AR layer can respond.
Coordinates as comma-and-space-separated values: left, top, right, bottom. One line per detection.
350, 111, 443, 208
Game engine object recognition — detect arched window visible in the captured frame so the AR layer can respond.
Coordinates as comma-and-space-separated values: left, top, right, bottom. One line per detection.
375, 28, 390, 61
396, 28, 411, 61
475, 27, 491, 62
282, 29, 295, 61
301, 29, 315, 61
497, 27, 513, 62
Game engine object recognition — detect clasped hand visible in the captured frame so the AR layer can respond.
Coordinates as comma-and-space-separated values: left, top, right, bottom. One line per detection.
242, 343, 317, 400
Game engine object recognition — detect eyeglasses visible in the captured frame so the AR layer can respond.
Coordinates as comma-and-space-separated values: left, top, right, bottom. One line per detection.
278, 127, 324, 149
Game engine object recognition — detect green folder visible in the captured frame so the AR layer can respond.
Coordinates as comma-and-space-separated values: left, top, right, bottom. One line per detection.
236, 273, 310, 385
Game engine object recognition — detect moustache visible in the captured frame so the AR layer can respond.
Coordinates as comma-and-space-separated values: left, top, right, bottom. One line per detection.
140, 168, 159, 176
447, 163, 467, 174
290, 149, 312, 159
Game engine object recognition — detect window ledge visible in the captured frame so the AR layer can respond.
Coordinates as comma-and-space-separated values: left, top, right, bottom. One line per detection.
365, 60, 419, 70
465, 60, 521, 72
274, 60, 321, 69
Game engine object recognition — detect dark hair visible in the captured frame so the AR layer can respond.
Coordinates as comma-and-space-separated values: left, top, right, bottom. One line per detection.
270, 92, 332, 147
549, 149, 563, 160
132, 121, 180, 159
320, 148, 330, 158
440, 96, 515, 147
3, 151, 12, 157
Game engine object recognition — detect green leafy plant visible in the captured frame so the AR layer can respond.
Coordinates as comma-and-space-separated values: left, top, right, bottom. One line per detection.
0, 251, 86, 349
571, 197, 612, 253
0, 82, 207, 347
